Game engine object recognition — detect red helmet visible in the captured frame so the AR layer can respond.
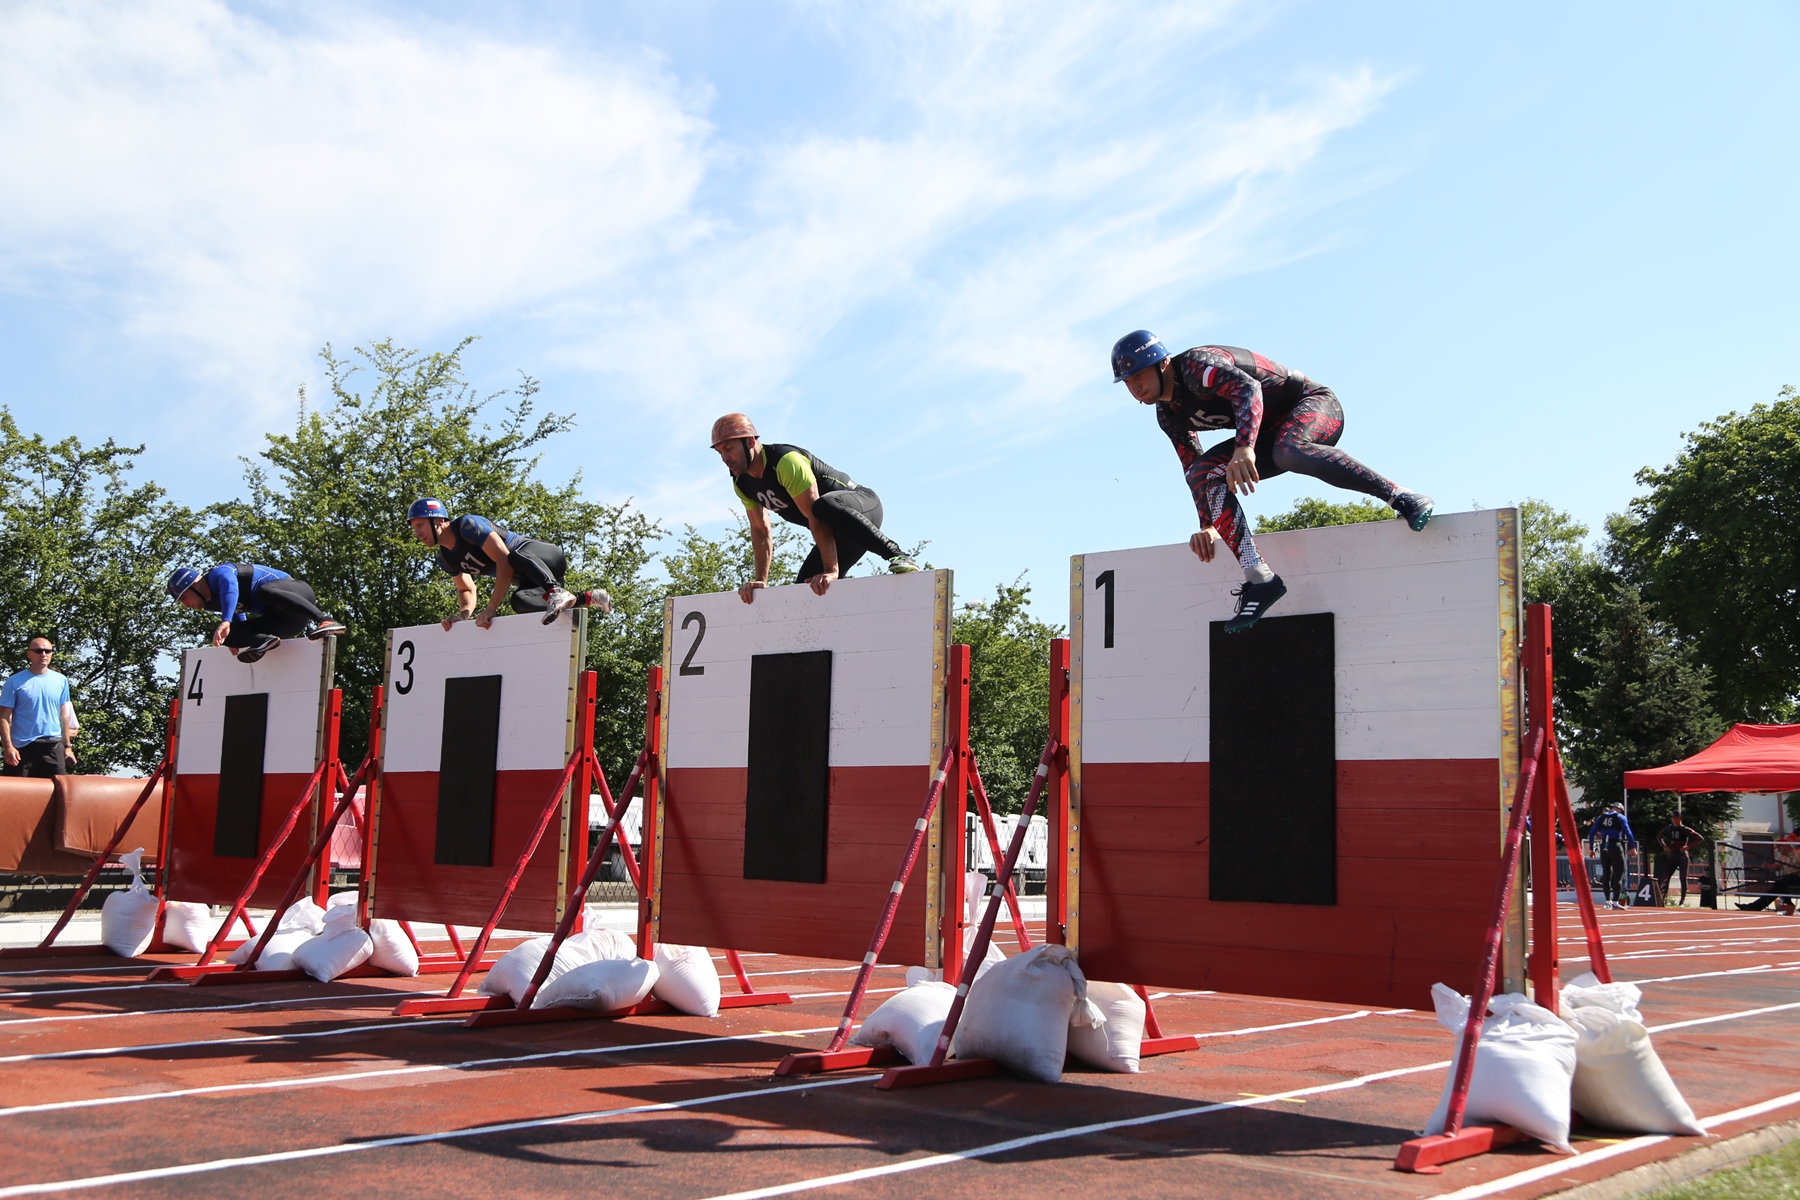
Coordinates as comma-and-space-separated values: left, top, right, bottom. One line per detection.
710, 413, 758, 447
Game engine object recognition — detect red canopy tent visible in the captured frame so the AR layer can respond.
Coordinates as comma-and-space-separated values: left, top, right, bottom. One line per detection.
1623, 724, 1800, 793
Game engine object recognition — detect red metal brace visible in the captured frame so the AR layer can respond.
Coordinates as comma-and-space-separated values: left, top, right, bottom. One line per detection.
878, 734, 1059, 1089
773, 743, 958, 1077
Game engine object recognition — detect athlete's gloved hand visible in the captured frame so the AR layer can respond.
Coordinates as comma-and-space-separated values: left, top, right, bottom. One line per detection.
1226, 445, 1260, 494
738, 580, 767, 605
441, 609, 474, 632
475, 609, 497, 630
808, 570, 838, 596
211, 621, 232, 646
1188, 527, 1221, 563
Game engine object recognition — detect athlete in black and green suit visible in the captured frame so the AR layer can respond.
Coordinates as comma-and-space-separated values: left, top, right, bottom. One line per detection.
710, 413, 919, 603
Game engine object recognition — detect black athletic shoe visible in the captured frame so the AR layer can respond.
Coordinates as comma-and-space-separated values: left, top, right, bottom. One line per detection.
235, 634, 281, 665
1392, 491, 1434, 532
305, 619, 346, 641
1223, 575, 1287, 634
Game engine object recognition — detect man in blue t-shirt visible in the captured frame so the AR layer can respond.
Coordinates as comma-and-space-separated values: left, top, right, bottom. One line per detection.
165, 563, 347, 665
1587, 802, 1638, 909
406, 499, 611, 629
0, 637, 79, 777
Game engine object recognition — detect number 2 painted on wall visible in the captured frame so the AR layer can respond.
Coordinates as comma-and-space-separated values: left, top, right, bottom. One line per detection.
679, 612, 706, 675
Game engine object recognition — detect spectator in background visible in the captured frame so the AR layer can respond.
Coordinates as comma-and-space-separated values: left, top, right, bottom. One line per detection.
0, 637, 78, 777
1657, 812, 1706, 906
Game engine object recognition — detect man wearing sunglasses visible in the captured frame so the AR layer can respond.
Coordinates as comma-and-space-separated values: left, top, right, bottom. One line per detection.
0, 638, 79, 777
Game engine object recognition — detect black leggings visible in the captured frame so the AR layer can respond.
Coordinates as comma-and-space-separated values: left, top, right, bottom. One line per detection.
795, 489, 905, 582
223, 578, 330, 646
505, 540, 567, 612
1659, 850, 1692, 901
1598, 841, 1627, 903
1193, 389, 1403, 562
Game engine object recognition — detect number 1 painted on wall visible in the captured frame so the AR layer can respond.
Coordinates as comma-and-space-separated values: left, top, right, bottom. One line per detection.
1094, 570, 1114, 649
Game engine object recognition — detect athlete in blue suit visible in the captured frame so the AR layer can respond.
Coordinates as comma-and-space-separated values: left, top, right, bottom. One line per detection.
1587, 802, 1638, 908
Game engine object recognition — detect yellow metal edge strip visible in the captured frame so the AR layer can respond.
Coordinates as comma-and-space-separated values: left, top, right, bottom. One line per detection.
1067, 554, 1084, 957
650, 597, 675, 943
555, 608, 588, 923
366, 628, 395, 919
924, 568, 950, 969
1495, 507, 1527, 993
308, 638, 337, 856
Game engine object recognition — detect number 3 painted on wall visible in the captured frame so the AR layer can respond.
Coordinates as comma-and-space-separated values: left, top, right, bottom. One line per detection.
394, 640, 416, 695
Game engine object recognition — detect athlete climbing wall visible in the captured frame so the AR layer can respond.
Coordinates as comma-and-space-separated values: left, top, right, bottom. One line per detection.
1067, 508, 1522, 1009
167, 641, 334, 905
653, 570, 959, 965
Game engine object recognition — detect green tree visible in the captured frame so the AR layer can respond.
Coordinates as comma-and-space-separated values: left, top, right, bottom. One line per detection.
952, 578, 1064, 814
1565, 583, 1734, 839
660, 512, 805, 598
0, 412, 204, 772
1611, 387, 1800, 721
1519, 498, 1620, 754
214, 340, 662, 770
1255, 496, 1396, 532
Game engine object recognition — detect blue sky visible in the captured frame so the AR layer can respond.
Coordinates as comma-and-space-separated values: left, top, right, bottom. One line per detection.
2, 1, 1795, 617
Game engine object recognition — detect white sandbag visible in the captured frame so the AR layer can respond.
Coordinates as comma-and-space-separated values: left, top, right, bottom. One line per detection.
367, 919, 420, 977
227, 927, 312, 968
534, 957, 659, 1012
99, 848, 159, 957
478, 934, 608, 1006
1564, 1007, 1703, 1135
325, 890, 358, 910
291, 927, 373, 982
965, 870, 989, 925
274, 897, 326, 935
852, 981, 956, 1065
651, 943, 722, 1017
1424, 984, 1578, 1153
569, 927, 639, 961
159, 900, 216, 954
1561, 972, 1644, 1020
952, 944, 1097, 1083
1067, 980, 1145, 1073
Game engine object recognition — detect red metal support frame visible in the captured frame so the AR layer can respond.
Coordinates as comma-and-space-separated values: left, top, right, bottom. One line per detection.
773, 743, 958, 1076
878, 734, 1059, 1090
354, 687, 385, 928
940, 644, 972, 986
637, 665, 664, 959
1549, 742, 1611, 984
310, 689, 344, 907
967, 757, 1032, 953
1046, 638, 1070, 945
1525, 603, 1560, 1012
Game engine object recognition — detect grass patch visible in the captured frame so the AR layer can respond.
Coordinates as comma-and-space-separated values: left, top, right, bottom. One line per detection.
1642, 1134, 1800, 1199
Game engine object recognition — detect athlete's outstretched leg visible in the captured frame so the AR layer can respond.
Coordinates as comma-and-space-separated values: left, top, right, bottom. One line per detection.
1266, 391, 1433, 529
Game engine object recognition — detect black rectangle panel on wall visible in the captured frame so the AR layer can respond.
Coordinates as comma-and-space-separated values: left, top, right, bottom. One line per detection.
743, 650, 833, 884
213, 692, 270, 859
1209, 612, 1337, 905
435, 674, 503, 867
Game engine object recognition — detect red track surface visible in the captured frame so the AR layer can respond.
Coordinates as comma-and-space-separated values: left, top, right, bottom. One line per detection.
2, 906, 1797, 1200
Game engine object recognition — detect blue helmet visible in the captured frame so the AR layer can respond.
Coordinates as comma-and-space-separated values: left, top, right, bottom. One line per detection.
1111, 329, 1169, 382
407, 497, 449, 522
166, 566, 203, 602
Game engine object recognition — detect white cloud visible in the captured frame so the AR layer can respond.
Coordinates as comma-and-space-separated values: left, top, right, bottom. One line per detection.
0, 0, 710, 410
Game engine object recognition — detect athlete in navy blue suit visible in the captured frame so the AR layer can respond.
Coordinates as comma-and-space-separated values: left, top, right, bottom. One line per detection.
1587, 803, 1638, 907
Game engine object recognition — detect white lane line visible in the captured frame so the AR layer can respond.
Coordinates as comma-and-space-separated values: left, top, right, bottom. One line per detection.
0, 1025, 840, 1118
1647, 1000, 1800, 1033
1427, 1088, 1800, 1199
0, 983, 187, 1000
0, 1019, 430, 1064
690, 998, 1800, 1200
1627, 962, 1800, 986
0, 1074, 875, 1197
9, 993, 1799, 1195
0, 993, 399, 1028
695, 1062, 1456, 1200
0, 965, 150, 979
